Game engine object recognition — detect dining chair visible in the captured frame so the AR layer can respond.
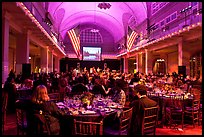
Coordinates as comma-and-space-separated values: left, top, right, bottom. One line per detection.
104, 107, 133, 135
16, 108, 28, 135
165, 94, 184, 129
2, 91, 8, 134
184, 96, 199, 128
73, 119, 103, 135
48, 93, 60, 102
32, 113, 51, 135
141, 105, 159, 135
198, 103, 202, 126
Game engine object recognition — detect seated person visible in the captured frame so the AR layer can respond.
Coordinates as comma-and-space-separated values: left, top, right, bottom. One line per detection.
129, 73, 140, 85
109, 79, 126, 107
26, 85, 64, 135
71, 83, 88, 94
92, 78, 109, 97
129, 84, 157, 135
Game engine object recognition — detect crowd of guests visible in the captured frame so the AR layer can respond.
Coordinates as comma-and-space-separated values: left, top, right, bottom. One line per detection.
2, 67, 202, 135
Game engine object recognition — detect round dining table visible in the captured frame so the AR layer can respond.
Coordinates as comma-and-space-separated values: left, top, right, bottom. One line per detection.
56, 94, 124, 135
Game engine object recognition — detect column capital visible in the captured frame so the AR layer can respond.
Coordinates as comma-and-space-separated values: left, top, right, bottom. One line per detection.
177, 37, 183, 43
2, 10, 12, 21
22, 29, 32, 35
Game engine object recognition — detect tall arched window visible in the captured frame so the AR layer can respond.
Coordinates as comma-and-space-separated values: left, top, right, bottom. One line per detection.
80, 28, 103, 44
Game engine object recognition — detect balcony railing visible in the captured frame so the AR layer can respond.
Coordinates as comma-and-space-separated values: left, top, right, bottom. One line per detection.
22, 2, 65, 53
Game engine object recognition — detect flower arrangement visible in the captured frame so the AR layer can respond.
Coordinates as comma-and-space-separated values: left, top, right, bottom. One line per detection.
81, 92, 94, 107
138, 79, 146, 85
163, 84, 172, 92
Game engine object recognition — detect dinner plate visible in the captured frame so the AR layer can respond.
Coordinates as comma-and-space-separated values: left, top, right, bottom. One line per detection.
105, 108, 114, 113
109, 105, 118, 108
81, 110, 96, 115
56, 102, 65, 106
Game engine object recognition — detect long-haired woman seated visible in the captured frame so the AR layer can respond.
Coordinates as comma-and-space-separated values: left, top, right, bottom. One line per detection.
26, 85, 64, 135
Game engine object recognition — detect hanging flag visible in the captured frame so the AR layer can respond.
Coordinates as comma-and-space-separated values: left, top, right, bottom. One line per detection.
127, 26, 137, 52
67, 25, 80, 58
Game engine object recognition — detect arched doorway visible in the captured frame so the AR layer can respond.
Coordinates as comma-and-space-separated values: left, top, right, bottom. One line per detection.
190, 52, 202, 79
152, 58, 166, 75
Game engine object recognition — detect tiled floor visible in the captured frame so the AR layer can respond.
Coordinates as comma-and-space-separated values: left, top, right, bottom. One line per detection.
2, 113, 202, 135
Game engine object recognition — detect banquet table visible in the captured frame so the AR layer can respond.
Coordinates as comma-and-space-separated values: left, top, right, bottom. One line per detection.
16, 87, 33, 100
56, 94, 123, 135
147, 90, 194, 127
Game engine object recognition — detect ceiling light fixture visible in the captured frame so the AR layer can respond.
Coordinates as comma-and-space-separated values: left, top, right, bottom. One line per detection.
98, 2, 111, 10
90, 29, 99, 33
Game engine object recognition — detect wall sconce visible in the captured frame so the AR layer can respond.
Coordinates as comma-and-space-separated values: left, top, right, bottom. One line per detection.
117, 44, 127, 51
162, 26, 169, 32
157, 59, 165, 62
43, 12, 53, 27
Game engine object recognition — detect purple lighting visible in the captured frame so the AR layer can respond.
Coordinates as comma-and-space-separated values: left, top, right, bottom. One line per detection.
98, 2, 111, 10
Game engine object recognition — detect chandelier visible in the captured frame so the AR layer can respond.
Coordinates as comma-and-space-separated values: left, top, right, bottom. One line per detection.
98, 2, 111, 10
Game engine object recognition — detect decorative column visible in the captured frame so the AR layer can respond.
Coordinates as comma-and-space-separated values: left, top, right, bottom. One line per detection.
48, 50, 53, 73
136, 54, 139, 72
138, 52, 143, 73
145, 49, 153, 75
54, 56, 60, 72
16, 30, 30, 75
40, 47, 48, 73
2, 12, 10, 83
123, 56, 128, 73
178, 38, 190, 76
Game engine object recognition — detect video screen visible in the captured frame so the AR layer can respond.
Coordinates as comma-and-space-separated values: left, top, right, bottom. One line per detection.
83, 47, 101, 61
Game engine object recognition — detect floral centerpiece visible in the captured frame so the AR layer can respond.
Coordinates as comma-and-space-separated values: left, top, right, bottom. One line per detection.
138, 79, 146, 85
163, 84, 173, 93
80, 92, 94, 108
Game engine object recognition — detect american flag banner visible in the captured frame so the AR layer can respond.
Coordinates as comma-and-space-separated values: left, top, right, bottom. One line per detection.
67, 25, 80, 57
127, 26, 137, 52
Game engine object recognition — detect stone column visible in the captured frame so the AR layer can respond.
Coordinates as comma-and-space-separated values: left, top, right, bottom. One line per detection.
178, 39, 190, 76
123, 57, 128, 73
40, 47, 48, 73
138, 52, 143, 73
135, 54, 139, 73
145, 49, 154, 75
48, 51, 53, 73
2, 12, 10, 83
16, 30, 30, 75
54, 56, 60, 72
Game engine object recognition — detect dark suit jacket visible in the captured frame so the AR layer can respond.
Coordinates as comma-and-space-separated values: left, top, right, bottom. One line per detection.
71, 83, 88, 94
92, 84, 107, 97
129, 77, 140, 85
129, 96, 157, 135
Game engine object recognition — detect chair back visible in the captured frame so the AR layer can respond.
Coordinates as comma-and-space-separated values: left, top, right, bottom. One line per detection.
2, 92, 8, 112
188, 97, 200, 112
169, 94, 184, 109
48, 93, 60, 102
73, 119, 103, 135
16, 108, 27, 135
32, 113, 51, 135
2, 91, 8, 134
142, 105, 159, 135
119, 107, 133, 135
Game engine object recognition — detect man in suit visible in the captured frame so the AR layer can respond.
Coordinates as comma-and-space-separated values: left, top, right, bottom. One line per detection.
129, 73, 140, 85
129, 84, 157, 135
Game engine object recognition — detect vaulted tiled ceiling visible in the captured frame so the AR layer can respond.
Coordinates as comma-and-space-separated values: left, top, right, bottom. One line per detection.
47, 2, 147, 43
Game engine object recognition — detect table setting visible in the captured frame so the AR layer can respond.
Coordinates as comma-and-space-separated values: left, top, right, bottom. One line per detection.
56, 92, 123, 117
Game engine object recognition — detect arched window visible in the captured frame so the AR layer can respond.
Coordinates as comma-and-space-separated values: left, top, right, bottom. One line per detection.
80, 28, 103, 44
